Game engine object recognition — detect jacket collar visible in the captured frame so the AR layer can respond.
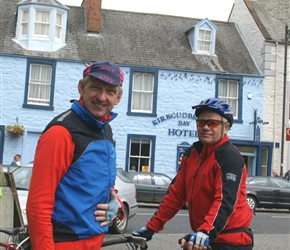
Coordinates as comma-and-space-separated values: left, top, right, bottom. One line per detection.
201, 134, 229, 155
71, 100, 117, 128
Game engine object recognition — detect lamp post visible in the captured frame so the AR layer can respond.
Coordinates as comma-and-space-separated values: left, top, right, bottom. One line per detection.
249, 108, 268, 141
280, 24, 290, 177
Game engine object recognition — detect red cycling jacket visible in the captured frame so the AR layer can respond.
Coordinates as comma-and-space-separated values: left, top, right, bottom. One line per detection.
147, 135, 253, 246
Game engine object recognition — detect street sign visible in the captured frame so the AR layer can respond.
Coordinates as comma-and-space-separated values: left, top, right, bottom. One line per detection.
286, 128, 290, 141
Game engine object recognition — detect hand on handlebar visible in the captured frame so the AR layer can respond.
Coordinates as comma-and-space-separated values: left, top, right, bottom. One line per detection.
179, 232, 211, 250
132, 227, 155, 241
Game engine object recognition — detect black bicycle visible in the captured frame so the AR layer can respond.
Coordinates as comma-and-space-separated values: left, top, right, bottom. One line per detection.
0, 229, 146, 250
102, 235, 148, 249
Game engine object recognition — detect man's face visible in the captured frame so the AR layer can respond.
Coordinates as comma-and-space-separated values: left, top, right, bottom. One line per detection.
78, 77, 122, 119
197, 110, 230, 146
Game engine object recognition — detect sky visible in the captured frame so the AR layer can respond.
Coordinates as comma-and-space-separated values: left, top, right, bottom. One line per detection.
59, 0, 235, 22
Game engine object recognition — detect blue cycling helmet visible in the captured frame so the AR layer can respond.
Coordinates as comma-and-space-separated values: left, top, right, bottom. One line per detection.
192, 98, 234, 127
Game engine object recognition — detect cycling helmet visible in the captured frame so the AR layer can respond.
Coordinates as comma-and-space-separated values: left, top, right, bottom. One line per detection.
192, 97, 234, 127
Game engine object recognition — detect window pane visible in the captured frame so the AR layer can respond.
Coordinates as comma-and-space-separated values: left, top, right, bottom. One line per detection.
129, 138, 152, 172
218, 79, 239, 118
21, 10, 29, 36
154, 175, 171, 186
218, 80, 227, 96
228, 80, 238, 98
141, 140, 150, 157
133, 73, 143, 90
28, 64, 52, 105
55, 13, 62, 39
198, 29, 212, 52
132, 72, 154, 113
138, 174, 152, 185
249, 177, 267, 186
143, 93, 153, 111
143, 74, 154, 91
132, 92, 142, 110
34, 10, 50, 37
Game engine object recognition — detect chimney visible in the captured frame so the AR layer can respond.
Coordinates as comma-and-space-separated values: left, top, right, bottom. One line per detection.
82, 0, 102, 33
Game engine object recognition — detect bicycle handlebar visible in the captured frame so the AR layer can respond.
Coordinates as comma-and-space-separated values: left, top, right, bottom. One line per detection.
102, 235, 148, 249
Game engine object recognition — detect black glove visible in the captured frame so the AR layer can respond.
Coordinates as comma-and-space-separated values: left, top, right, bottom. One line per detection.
178, 234, 190, 244
132, 227, 155, 241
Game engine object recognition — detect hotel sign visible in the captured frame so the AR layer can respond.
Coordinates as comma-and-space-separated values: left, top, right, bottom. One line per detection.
152, 112, 198, 137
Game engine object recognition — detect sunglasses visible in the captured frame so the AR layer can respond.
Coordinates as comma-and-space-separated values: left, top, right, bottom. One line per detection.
196, 119, 226, 129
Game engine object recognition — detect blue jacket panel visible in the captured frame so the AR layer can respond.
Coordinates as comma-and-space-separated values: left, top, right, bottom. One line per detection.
43, 101, 118, 241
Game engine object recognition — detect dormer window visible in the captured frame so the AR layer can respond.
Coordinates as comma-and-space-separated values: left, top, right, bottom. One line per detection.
197, 28, 212, 53
186, 18, 217, 56
15, 1, 69, 52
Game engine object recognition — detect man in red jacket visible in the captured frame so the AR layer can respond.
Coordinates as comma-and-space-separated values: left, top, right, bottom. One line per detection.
133, 98, 253, 250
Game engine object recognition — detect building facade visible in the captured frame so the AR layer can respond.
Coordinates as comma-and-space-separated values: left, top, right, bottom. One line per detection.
0, 0, 269, 178
230, 0, 290, 176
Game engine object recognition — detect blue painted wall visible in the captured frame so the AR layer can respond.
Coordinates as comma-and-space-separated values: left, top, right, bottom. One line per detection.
0, 55, 264, 178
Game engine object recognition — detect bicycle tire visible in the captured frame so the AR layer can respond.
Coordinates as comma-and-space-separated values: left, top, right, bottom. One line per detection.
17, 239, 31, 250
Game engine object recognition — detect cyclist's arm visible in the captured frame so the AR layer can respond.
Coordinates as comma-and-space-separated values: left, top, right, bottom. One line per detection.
26, 126, 74, 250
146, 159, 187, 232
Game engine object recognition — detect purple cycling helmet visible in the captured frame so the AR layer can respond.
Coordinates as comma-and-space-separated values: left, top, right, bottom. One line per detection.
192, 97, 234, 127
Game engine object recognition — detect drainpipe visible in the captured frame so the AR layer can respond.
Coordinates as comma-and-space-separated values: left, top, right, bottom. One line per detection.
280, 24, 290, 177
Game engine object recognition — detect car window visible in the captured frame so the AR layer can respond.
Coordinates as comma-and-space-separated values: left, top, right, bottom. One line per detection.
271, 178, 290, 189
248, 177, 267, 187
116, 168, 133, 183
137, 174, 152, 185
154, 175, 171, 186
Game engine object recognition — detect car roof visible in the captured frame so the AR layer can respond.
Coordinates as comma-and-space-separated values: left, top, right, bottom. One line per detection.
127, 171, 172, 179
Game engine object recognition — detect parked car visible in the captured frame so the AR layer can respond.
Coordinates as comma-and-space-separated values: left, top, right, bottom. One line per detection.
12, 164, 138, 234
246, 176, 290, 211
126, 171, 172, 203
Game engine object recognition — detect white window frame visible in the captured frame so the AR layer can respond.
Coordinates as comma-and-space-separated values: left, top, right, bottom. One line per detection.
28, 63, 52, 106
129, 138, 152, 172
131, 72, 154, 113
218, 79, 239, 119
197, 28, 212, 54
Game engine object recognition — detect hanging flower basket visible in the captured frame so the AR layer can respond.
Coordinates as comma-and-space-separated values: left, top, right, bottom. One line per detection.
5, 124, 25, 137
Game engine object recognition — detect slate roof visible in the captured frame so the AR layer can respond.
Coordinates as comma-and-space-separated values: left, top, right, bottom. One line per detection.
0, 0, 260, 75
244, 0, 290, 42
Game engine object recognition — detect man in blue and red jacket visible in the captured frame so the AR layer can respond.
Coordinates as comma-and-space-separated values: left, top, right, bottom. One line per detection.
27, 61, 124, 250
133, 98, 253, 250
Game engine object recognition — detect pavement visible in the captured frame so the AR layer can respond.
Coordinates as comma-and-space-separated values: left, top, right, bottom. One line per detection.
125, 204, 290, 250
